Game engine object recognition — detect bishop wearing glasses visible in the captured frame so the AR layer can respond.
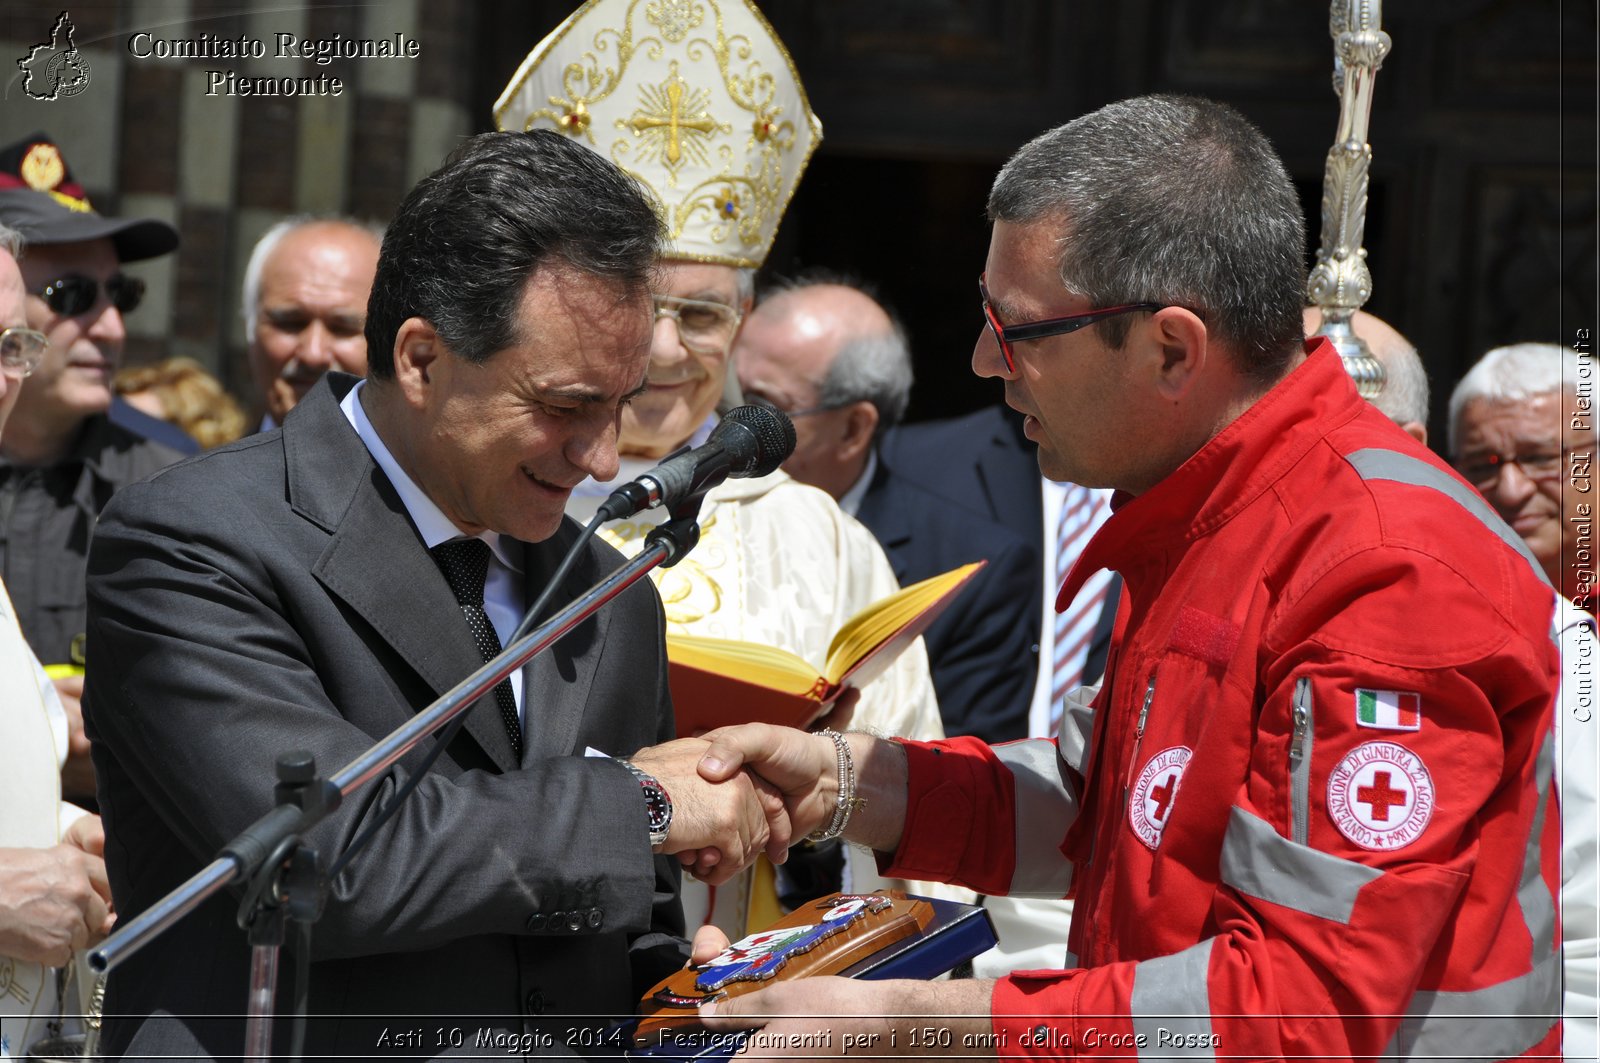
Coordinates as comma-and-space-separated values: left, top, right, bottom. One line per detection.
0, 134, 188, 804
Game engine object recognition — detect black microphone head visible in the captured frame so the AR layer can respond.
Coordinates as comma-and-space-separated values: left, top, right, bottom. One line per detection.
718, 404, 796, 477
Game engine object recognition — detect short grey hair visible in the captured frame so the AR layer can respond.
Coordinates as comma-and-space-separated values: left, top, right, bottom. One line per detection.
1367, 332, 1430, 428
0, 221, 22, 259
820, 328, 914, 437
988, 95, 1306, 382
764, 273, 914, 437
241, 214, 385, 342
1448, 343, 1595, 456
734, 267, 756, 306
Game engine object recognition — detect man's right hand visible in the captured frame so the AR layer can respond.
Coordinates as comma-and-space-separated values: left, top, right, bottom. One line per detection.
696, 724, 842, 839
53, 673, 98, 803
628, 738, 793, 885
62, 813, 106, 859
698, 725, 909, 854
0, 843, 114, 967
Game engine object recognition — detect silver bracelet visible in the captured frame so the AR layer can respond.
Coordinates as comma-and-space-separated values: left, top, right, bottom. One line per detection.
807, 728, 860, 842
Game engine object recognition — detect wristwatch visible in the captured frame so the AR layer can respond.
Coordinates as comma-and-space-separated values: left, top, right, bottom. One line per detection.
619, 760, 672, 848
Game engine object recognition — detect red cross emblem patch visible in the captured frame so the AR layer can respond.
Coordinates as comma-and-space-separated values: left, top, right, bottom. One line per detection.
1327, 740, 1435, 851
1128, 746, 1191, 850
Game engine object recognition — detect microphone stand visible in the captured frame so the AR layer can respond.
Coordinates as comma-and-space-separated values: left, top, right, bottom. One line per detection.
88, 499, 708, 1061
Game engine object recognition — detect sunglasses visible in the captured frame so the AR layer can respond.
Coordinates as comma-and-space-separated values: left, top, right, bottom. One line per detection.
37, 273, 146, 318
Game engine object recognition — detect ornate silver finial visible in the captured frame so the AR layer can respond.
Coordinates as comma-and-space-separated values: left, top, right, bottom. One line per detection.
1307, 0, 1391, 399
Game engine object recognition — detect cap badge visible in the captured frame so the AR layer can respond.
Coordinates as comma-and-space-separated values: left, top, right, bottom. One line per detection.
20, 143, 64, 193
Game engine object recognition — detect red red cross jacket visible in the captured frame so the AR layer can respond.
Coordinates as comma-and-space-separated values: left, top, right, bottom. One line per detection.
885, 343, 1562, 1061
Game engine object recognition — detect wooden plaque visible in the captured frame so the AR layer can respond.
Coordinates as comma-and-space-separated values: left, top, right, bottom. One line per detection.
634, 891, 933, 1047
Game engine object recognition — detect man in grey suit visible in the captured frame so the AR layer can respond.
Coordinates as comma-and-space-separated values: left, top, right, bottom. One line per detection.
83, 131, 786, 1059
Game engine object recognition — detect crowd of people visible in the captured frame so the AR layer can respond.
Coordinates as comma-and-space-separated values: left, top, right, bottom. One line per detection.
0, 0, 1593, 1059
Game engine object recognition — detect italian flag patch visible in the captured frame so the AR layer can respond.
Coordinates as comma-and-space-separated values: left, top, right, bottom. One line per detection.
1355, 689, 1421, 731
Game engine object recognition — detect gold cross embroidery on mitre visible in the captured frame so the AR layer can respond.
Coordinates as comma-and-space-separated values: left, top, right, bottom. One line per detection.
626, 65, 722, 179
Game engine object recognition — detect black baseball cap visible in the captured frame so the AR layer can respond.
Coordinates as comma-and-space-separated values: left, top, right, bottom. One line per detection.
0, 132, 178, 262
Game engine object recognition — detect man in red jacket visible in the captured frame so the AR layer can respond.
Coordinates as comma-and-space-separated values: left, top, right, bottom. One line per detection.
695, 94, 1561, 1062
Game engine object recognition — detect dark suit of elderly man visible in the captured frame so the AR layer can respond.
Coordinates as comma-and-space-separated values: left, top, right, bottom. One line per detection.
83, 131, 785, 1059
734, 279, 1039, 743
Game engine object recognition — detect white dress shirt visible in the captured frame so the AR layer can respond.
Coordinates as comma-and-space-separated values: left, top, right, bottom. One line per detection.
1028, 478, 1115, 738
835, 449, 878, 518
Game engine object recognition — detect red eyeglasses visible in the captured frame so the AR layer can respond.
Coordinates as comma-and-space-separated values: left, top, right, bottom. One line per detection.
979, 272, 1163, 373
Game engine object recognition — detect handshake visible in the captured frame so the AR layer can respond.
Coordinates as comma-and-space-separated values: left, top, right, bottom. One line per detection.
624, 714, 903, 886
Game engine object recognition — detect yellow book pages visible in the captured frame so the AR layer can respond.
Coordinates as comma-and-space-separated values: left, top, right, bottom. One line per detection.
665, 634, 827, 734
822, 562, 986, 685
664, 561, 986, 735
665, 634, 819, 696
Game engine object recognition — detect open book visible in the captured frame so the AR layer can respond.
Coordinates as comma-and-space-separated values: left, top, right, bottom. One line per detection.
666, 561, 985, 734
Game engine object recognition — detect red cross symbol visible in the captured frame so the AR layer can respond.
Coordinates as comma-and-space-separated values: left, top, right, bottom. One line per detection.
1149, 773, 1179, 822
1357, 770, 1408, 822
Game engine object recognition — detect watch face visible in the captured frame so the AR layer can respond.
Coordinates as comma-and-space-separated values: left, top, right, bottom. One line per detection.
622, 760, 672, 843
644, 783, 671, 830
640, 778, 672, 838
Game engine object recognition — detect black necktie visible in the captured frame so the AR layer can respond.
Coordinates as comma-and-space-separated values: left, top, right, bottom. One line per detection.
431, 538, 523, 761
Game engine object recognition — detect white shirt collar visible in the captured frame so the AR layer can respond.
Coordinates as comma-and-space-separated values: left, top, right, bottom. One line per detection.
836, 449, 878, 518
339, 380, 521, 573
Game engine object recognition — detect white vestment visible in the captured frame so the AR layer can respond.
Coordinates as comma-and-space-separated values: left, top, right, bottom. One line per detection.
0, 578, 88, 1059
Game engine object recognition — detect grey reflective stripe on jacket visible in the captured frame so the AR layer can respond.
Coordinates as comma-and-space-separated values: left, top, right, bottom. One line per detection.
1345, 447, 1560, 1055
1344, 448, 1550, 585
1380, 952, 1561, 1061
1057, 681, 1099, 774
990, 739, 1078, 896
1380, 734, 1559, 1059
1219, 806, 1380, 924
1128, 938, 1217, 1059
1520, 730, 1559, 964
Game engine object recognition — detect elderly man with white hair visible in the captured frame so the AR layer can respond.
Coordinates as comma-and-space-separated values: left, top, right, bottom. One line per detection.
240, 215, 382, 428
1451, 344, 1595, 604
1451, 342, 1598, 1061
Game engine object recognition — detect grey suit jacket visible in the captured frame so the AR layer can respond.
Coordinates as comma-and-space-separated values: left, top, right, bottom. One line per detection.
85, 374, 685, 1059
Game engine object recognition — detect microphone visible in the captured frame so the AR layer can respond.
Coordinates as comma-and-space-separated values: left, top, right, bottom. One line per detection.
596, 404, 796, 522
